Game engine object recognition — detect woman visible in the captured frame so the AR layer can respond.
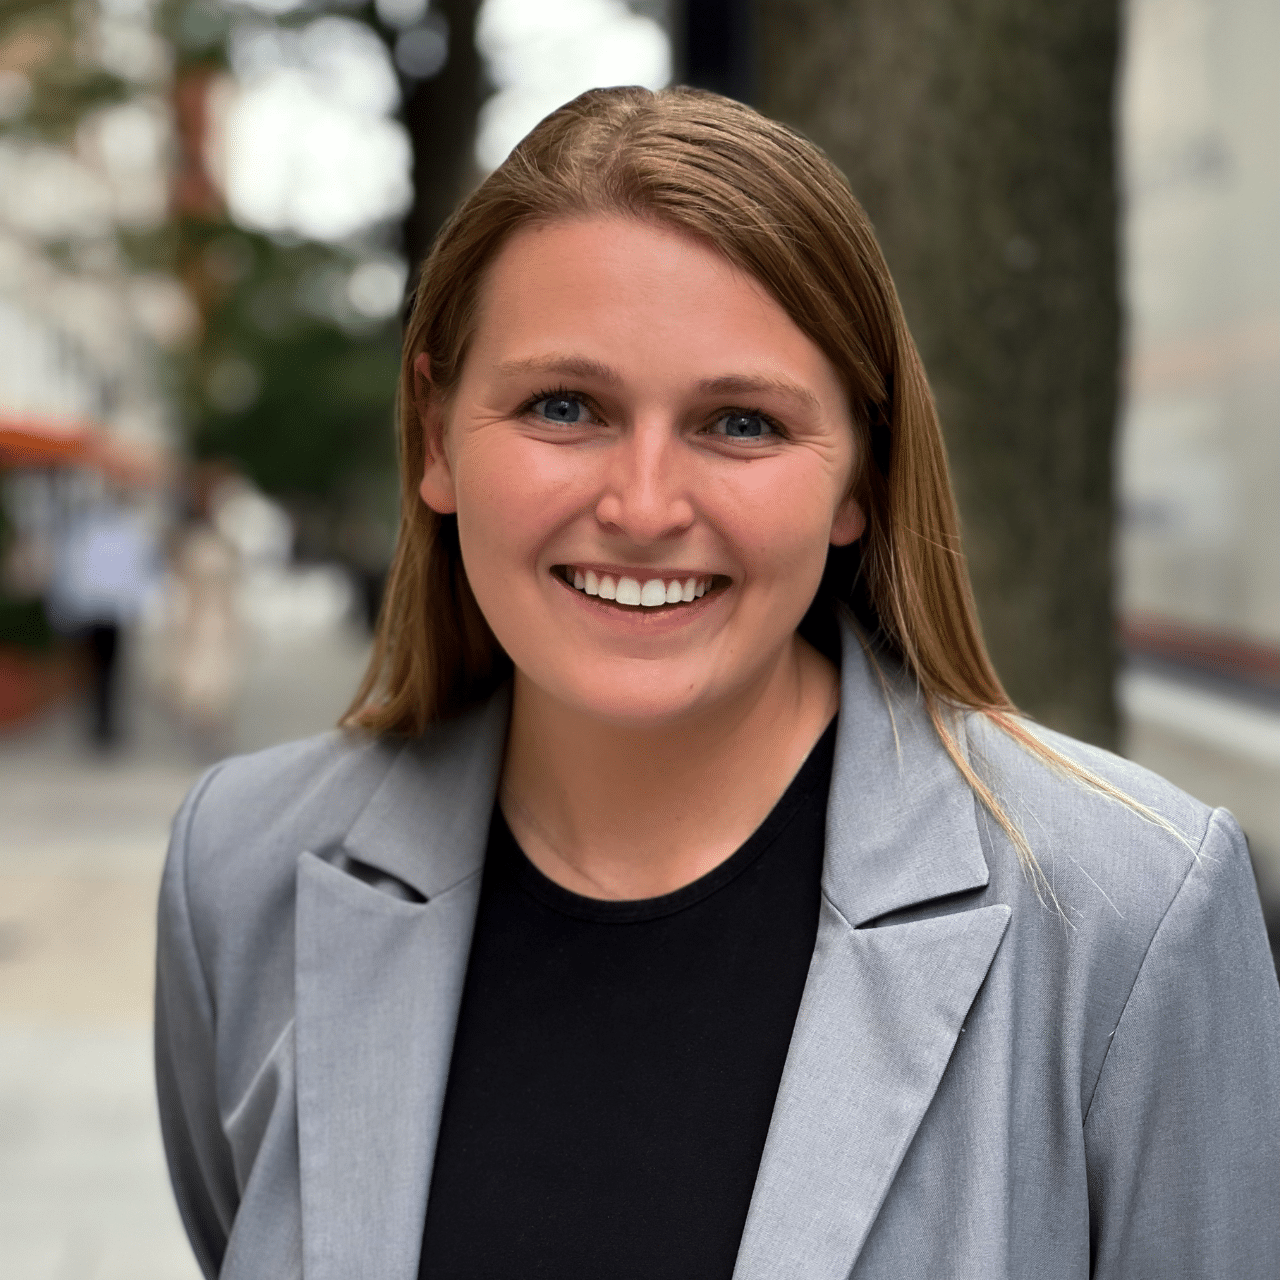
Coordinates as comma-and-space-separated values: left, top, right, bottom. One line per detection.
155, 87, 1280, 1279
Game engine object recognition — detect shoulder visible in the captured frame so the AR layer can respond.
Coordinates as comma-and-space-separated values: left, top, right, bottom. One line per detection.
186, 728, 398, 840
961, 710, 1232, 915
160, 731, 404, 991
954, 712, 1278, 1113
966, 711, 1213, 836
174, 730, 400, 896
958, 710, 1268, 1038
163, 688, 509, 959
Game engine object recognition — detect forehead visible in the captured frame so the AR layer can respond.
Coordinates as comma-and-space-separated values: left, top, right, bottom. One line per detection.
464, 216, 846, 405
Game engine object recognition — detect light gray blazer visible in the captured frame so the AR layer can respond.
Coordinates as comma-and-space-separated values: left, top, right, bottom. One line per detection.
155, 619, 1280, 1280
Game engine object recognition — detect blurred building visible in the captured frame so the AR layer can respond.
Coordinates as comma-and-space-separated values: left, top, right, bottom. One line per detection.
1119, 0, 1280, 902
0, 0, 192, 446
0, 0, 183, 735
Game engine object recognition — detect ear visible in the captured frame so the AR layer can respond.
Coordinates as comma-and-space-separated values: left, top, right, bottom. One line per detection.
414, 352, 457, 515
829, 493, 867, 547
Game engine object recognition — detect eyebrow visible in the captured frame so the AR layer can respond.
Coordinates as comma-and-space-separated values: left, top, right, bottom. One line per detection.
496, 357, 822, 414
495, 355, 623, 385
696, 374, 822, 415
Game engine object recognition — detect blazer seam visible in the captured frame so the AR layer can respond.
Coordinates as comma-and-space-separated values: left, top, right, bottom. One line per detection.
224, 1015, 296, 1137
428, 864, 485, 903
175, 760, 232, 1028
820, 886, 855, 931
1081, 807, 1220, 1122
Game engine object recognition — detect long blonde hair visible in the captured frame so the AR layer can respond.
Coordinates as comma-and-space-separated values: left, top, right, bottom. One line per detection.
344, 85, 1142, 885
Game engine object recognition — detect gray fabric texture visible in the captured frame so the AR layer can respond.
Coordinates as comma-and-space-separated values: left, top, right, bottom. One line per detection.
154, 619, 1280, 1279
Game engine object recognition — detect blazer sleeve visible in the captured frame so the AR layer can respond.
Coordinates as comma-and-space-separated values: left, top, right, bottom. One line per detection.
1083, 808, 1280, 1278
154, 766, 239, 1280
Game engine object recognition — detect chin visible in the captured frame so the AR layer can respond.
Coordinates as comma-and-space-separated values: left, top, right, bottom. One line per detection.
543, 661, 722, 730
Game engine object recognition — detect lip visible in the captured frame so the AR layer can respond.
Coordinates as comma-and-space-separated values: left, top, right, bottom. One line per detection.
555, 562, 724, 582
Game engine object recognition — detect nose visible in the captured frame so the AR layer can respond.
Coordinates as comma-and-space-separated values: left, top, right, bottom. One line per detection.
593, 421, 695, 544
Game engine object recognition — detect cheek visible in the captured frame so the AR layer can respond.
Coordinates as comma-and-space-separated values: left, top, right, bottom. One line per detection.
712, 463, 846, 584
452, 437, 584, 574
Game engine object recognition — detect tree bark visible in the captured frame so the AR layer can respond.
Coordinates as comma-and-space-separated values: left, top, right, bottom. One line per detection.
399, 0, 484, 278
756, 0, 1120, 746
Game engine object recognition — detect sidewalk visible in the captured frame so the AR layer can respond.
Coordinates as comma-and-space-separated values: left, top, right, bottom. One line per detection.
0, 618, 370, 1279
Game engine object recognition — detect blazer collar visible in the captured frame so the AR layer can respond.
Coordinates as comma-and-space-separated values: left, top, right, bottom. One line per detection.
342, 684, 511, 901
824, 622, 992, 923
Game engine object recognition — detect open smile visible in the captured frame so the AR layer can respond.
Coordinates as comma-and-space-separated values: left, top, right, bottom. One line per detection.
552, 565, 728, 611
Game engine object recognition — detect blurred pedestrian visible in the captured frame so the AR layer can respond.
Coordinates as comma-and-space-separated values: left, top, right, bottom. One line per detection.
47, 489, 157, 749
154, 467, 246, 756
167, 519, 240, 748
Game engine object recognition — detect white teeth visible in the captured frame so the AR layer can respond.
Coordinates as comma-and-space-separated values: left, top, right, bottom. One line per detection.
640, 579, 668, 607
566, 568, 716, 606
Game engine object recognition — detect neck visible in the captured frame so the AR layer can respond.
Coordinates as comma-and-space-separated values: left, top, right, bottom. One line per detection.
500, 636, 839, 899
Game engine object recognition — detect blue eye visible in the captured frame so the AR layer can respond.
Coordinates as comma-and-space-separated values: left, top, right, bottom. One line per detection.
533, 395, 583, 423
714, 411, 776, 439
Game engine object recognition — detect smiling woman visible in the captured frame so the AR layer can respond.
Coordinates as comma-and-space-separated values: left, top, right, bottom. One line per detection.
155, 88, 1280, 1280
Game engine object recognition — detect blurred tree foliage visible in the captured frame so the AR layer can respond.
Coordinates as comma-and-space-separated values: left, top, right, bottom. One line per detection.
757, 0, 1120, 747
147, 0, 483, 564
0, 0, 128, 143
177, 225, 401, 523
151, 0, 411, 562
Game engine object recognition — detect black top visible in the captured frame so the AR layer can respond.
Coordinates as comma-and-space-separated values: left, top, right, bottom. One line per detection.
417, 718, 837, 1280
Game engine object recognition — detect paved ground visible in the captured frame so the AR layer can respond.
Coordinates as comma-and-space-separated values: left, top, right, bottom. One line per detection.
0, 619, 370, 1279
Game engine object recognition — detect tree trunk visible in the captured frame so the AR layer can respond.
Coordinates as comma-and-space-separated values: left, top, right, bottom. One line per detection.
399, 0, 484, 278
756, 0, 1120, 746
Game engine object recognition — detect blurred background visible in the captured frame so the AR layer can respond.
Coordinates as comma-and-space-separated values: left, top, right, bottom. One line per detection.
0, 0, 1275, 1273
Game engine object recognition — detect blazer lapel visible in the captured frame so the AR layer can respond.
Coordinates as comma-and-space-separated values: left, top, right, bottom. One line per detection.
733, 623, 1011, 1280
294, 691, 509, 1280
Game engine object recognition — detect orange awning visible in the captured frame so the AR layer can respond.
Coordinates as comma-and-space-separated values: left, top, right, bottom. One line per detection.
0, 416, 168, 487
0, 417, 92, 467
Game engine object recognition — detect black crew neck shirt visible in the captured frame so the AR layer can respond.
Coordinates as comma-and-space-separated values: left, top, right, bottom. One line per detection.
417, 718, 837, 1280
